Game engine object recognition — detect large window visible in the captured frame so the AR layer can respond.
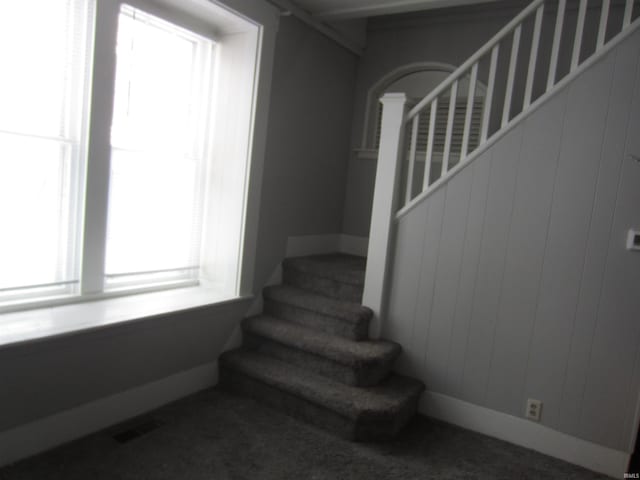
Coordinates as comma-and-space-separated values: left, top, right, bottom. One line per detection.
0, 0, 94, 304
0, 0, 263, 312
105, 6, 214, 291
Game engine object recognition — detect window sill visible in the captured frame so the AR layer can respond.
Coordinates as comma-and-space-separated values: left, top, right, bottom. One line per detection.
0, 287, 251, 351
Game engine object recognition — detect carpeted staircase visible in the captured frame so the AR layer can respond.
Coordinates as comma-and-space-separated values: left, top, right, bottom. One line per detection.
219, 253, 425, 441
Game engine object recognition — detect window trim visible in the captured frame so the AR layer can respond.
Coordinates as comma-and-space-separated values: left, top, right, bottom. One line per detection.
103, 4, 217, 291
0, 285, 253, 351
0, 0, 280, 315
0, 0, 96, 304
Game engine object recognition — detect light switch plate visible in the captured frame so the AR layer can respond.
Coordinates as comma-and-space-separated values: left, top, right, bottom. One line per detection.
627, 230, 640, 251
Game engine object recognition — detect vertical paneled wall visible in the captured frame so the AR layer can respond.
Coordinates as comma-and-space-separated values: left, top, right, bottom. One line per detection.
385, 28, 640, 452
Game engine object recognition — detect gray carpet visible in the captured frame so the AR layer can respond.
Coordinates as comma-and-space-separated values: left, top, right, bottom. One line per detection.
0, 387, 612, 480
242, 315, 400, 386
223, 253, 423, 440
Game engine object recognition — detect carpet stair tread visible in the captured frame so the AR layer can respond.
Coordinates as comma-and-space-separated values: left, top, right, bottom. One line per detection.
242, 315, 400, 369
263, 285, 371, 325
219, 349, 425, 422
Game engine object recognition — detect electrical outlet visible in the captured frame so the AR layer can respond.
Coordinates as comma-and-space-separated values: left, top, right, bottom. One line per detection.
526, 398, 542, 421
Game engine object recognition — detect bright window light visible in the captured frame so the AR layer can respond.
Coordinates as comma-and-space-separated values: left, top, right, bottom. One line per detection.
0, 0, 93, 302
104, 5, 215, 290
0, 0, 259, 313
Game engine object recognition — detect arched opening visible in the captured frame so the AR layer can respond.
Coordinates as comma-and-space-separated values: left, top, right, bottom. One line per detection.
358, 63, 486, 179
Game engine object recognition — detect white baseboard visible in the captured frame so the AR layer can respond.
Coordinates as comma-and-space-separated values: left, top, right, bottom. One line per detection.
286, 234, 368, 257
419, 391, 630, 478
0, 361, 218, 468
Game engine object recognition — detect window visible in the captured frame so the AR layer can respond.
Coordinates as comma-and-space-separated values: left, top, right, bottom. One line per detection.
0, 0, 269, 312
105, 6, 214, 291
0, 0, 94, 304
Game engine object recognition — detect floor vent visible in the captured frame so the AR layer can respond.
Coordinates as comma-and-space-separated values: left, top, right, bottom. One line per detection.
112, 418, 162, 444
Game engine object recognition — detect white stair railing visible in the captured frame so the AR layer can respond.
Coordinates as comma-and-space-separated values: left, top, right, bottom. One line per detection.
397, 0, 638, 214
363, 0, 639, 338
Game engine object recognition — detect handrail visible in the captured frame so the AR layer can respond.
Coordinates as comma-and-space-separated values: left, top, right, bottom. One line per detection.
363, 0, 639, 340
396, 0, 638, 213
406, 0, 544, 121
397, 15, 640, 220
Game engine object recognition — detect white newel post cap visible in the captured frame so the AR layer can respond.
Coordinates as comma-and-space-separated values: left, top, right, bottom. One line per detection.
380, 92, 408, 105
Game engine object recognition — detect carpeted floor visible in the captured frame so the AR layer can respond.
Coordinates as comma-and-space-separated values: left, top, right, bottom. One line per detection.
0, 387, 612, 480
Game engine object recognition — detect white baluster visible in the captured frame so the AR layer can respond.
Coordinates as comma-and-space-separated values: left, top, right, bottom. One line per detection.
481, 45, 499, 143
423, 99, 438, 191
406, 114, 419, 205
461, 63, 478, 160
442, 80, 458, 175
524, 5, 544, 109
548, 0, 566, 90
572, 0, 588, 71
597, 0, 610, 49
502, 25, 521, 127
623, 0, 633, 27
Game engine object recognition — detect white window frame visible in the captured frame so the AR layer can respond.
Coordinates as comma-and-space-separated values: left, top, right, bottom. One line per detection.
0, 0, 96, 305
0, 0, 279, 317
103, 4, 217, 293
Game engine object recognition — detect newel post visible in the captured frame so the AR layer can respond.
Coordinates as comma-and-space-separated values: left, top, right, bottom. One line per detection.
363, 92, 408, 339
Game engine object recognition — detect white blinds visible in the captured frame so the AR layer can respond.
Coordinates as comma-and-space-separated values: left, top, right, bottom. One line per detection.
104, 5, 215, 289
0, 0, 93, 299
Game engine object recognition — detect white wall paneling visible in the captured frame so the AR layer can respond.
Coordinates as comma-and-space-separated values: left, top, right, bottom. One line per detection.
446, 152, 493, 398
424, 168, 473, 395
578, 31, 640, 449
459, 125, 522, 406
483, 93, 567, 417
409, 188, 446, 377
385, 203, 429, 375
384, 28, 640, 453
525, 52, 615, 433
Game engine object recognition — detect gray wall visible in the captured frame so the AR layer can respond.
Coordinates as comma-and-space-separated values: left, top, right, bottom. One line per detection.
253, 15, 358, 288
384, 27, 640, 452
0, 300, 246, 432
0, 16, 358, 433
342, 2, 521, 237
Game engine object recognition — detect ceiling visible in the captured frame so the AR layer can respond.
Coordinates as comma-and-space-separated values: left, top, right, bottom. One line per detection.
290, 0, 497, 19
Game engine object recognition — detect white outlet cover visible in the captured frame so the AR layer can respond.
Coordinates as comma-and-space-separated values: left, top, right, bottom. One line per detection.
526, 399, 542, 421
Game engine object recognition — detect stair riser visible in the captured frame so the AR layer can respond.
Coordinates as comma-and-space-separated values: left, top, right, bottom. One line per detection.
282, 268, 363, 303
219, 367, 418, 441
243, 332, 391, 387
263, 299, 368, 341
220, 366, 357, 439
356, 393, 421, 440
